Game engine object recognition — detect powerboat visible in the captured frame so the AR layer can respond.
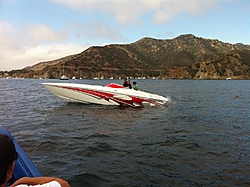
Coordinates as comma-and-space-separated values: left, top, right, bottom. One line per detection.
42, 83, 168, 107
0, 126, 42, 186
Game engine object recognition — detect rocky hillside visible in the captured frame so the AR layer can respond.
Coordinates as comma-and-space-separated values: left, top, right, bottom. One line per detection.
2, 34, 250, 79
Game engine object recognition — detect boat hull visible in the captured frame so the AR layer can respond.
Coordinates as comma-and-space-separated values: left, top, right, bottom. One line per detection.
42, 83, 168, 107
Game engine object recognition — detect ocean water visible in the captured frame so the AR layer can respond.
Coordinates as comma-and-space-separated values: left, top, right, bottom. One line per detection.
0, 79, 250, 186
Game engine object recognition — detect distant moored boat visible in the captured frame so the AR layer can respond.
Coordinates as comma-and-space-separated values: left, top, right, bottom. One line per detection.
60, 62, 69, 80
60, 74, 69, 80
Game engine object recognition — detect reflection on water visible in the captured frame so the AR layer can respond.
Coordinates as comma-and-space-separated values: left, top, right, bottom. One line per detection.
0, 79, 250, 186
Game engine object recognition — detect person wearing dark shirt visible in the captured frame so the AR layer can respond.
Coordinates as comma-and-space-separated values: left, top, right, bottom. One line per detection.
127, 80, 132, 89
122, 78, 129, 88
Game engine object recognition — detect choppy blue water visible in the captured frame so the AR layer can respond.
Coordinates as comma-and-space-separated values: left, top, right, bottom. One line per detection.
0, 79, 250, 186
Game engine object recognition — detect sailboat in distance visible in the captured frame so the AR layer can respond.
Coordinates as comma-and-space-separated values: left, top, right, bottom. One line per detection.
226, 73, 231, 80
60, 62, 69, 80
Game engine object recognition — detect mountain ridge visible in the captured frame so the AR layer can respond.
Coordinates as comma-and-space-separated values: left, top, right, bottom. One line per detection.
2, 34, 250, 79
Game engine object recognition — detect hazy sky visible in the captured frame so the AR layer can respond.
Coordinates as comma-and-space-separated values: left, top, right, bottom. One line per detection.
0, 0, 249, 71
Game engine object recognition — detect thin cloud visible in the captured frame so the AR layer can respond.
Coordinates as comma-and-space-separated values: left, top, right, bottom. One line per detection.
0, 22, 86, 71
27, 24, 68, 45
0, 22, 67, 49
67, 21, 125, 41
51, 0, 221, 25
0, 43, 87, 70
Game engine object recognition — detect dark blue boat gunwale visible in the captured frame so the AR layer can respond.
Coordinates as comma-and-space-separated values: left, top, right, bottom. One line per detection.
0, 126, 42, 186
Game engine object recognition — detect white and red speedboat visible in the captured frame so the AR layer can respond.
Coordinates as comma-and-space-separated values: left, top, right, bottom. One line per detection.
42, 83, 168, 107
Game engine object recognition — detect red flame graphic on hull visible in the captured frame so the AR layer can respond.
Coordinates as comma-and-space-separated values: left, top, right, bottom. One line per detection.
58, 86, 162, 107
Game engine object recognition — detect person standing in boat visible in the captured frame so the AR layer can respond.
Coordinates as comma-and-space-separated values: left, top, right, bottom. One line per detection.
127, 80, 132, 89
0, 135, 70, 187
122, 78, 129, 88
